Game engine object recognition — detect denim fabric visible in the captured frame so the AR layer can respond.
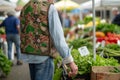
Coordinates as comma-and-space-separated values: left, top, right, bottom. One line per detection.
6, 34, 21, 60
29, 57, 54, 80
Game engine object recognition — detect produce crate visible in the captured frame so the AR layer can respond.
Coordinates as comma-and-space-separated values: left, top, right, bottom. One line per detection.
91, 66, 120, 80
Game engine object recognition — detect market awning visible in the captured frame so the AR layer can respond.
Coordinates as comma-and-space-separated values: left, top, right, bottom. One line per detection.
80, 0, 120, 10
54, 0, 80, 11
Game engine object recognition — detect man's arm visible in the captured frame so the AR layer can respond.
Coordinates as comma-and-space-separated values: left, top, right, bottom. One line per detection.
15, 18, 21, 35
48, 4, 78, 76
16, 25, 20, 35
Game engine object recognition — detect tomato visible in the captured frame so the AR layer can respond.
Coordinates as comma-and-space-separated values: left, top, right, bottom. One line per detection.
97, 37, 105, 42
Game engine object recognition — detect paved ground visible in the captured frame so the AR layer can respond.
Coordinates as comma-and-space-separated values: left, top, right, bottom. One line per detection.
0, 60, 88, 80
0, 61, 31, 80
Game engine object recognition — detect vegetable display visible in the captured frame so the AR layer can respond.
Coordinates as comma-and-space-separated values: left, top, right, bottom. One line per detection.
97, 44, 120, 57
0, 49, 12, 76
53, 56, 62, 80
53, 37, 120, 80
96, 23, 120, 34
69, 37, 93, 52
69, 37, 120, 75
71, 49, 119, 75
54, 22, 120, 79
97, 32, 120, 44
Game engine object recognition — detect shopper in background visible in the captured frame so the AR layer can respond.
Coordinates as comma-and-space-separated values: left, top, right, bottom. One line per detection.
0, 10, 22, 65
112, 7, 120, 26
20, 0, 78, 80
64, 15, 71, 28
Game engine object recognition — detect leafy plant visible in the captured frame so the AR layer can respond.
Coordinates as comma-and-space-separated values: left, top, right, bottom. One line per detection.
84, 16, 93, 24
0, 28, 5, 34
53, 56, 62, 80
96, 23, 120, 34
0, 49, 12, 75
71, 49, 119, 75
109, 67, 120, 73
69, 37, 93, 50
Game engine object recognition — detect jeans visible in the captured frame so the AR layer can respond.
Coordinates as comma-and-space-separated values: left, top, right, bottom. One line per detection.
6, 34, 21, 60
29, 57, 54, 80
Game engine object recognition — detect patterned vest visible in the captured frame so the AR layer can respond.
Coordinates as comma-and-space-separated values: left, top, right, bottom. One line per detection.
20, 1, 57, 58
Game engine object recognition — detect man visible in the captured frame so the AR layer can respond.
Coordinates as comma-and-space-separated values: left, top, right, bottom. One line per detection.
20, 0, 78, 80
112, 7, 120, 26
0, 10, 22, 65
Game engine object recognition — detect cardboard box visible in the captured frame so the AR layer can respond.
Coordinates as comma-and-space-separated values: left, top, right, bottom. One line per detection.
91, 66, 120, 80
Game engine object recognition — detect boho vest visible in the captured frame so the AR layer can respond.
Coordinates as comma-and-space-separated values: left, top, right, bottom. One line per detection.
20, 1, 57, 58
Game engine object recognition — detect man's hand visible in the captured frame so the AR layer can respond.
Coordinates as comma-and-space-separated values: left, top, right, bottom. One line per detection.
68, 62, 78, 77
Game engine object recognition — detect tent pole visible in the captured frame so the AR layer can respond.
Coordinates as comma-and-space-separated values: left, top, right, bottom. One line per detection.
92, 0, 96, 61
104, 7, 106, 21
79, 9, 83, 21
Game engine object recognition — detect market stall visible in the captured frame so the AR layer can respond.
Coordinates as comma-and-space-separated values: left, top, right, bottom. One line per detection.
53, 0, 120, 79
80, 0, 120, 10
54, 0, 80, 11
79, 0, 120, 21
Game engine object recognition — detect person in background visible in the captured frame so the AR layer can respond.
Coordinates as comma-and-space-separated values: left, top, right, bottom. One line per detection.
112, 7, 120, 26
64, 15, 71, 28
20, 0, 78, 80
0, 10, 22, 65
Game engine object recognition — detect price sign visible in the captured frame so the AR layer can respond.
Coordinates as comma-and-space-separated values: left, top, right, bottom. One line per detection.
78, 46, 90, 56
117, 40, 120, 46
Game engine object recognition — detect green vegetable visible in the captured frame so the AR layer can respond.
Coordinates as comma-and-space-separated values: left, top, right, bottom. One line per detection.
110, 67, 120, 73
0, 28, 5, 34
71, 49, 119, 75
69, 37, 93, 51
53, 68, 62, 80
96, 23, 120, 34
84, 16, 93, 24
53, 56, 62, 80
0, 49, 12, 75
97, 47, 120, 57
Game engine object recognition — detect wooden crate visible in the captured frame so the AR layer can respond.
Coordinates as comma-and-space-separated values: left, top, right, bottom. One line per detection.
91, 66, 120, 80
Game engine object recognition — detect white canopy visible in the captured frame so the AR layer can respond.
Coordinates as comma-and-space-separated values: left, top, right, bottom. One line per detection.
0, 0, 16, 11
80, 0, 120, 10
